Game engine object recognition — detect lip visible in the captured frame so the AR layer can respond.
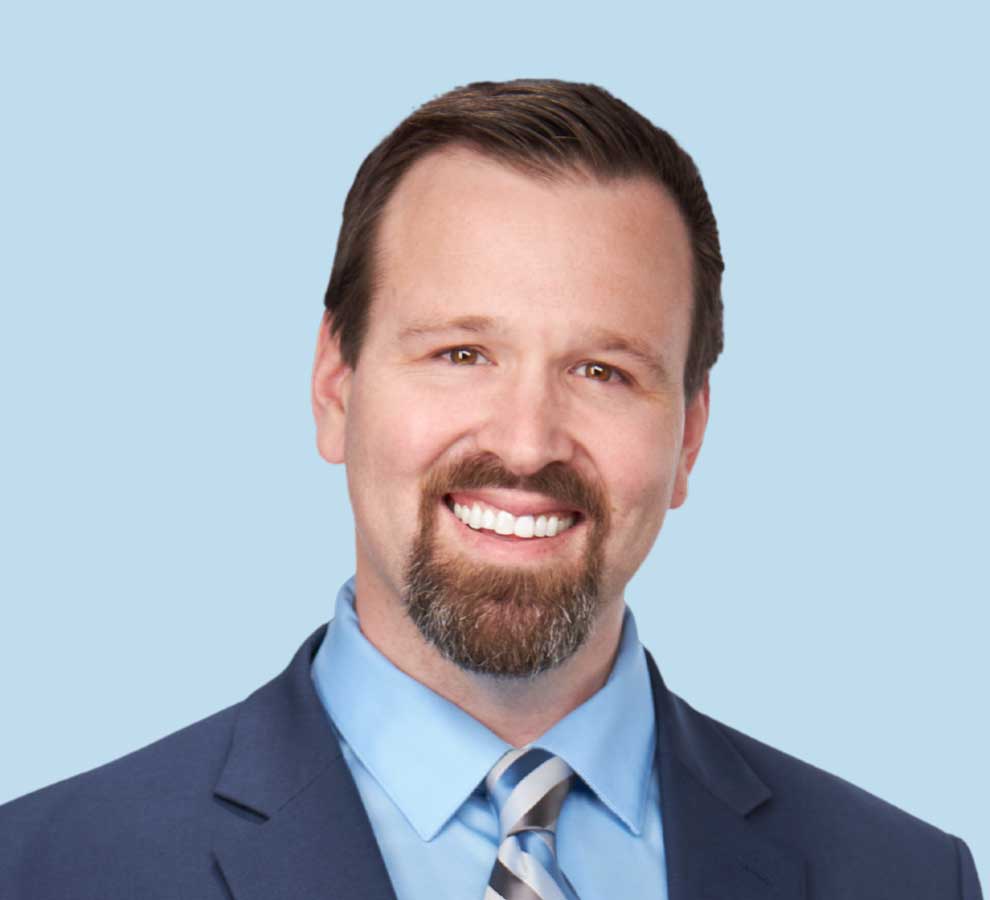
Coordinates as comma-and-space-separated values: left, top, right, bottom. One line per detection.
445, 489, 582, 520
439, 497, 583, 561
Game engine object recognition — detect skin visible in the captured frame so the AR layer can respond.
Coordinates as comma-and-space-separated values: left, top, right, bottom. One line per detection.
311, 147, 709, 746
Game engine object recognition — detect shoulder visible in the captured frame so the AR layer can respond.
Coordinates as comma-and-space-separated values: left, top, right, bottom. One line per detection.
679, 695, 980, 896
714, 709, 945, 834
0, 625, 334, 900
0, 699, 241, 898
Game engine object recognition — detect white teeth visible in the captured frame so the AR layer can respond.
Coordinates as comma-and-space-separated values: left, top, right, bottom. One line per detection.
469, 504, 483, 529
514, 515, 534, 538
449, 499, 577, 539
494, 510, 515, 535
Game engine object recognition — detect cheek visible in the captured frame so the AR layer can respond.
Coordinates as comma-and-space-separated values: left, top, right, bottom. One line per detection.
610, 454, 671, 529
596, 444, 676, 592
346, 378, 468, 494
599, 414, 683, 542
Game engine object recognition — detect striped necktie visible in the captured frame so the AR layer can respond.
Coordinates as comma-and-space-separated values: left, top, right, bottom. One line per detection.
484, 747, 581, 900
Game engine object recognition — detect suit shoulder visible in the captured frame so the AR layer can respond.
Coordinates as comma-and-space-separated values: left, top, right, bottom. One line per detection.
709, 711, 946, 836
683, 701, 976, 895
696, 713, 966, 872
0, 698, 242, 888
3, 699, 239, 813
0, 627, 330, 899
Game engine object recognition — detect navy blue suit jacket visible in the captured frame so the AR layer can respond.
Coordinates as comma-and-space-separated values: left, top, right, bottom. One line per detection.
1, 625, 982, 898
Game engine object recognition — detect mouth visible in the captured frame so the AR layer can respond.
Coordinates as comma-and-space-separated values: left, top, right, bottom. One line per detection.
442, 493, 584, 543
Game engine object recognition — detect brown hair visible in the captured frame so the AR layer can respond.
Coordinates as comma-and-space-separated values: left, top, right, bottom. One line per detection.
323, 78, 724, 400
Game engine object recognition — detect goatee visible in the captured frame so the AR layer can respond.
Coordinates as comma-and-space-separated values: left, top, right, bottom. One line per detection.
403, 453, 610, 678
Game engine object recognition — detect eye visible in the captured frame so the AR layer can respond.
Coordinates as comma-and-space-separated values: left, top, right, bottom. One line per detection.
438, 346, 491, 366
574, 361, 627, 384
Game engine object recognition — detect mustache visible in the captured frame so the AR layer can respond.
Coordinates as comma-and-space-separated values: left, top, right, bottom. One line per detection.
421, 452, 609, 523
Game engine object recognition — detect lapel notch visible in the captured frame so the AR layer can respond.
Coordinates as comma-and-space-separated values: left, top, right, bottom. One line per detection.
211, 626, 398, 900
646, 652, 807, 899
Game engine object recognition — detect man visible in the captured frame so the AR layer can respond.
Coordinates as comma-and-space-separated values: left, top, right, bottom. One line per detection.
0, 79, 981, 899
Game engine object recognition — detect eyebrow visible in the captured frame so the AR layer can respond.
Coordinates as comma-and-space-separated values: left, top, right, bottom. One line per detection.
585, 328, 671, 383
397, 315, 500, 342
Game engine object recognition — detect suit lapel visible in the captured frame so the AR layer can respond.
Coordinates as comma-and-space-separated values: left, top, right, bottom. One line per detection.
646, 652, 807, 899
209, 626, 806, 900
211, 626, 398, 900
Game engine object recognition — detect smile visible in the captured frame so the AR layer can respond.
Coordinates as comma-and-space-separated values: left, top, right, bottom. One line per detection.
444, 496, 579, 539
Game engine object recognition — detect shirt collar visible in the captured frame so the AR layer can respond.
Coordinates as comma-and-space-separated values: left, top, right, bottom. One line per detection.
537, 603, 656, 835
311, 577, 656, 840
311, 577, 510, 840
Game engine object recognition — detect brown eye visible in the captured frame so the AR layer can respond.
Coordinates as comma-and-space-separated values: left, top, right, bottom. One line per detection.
577, 361, 622, 383
440, 347, 491, 366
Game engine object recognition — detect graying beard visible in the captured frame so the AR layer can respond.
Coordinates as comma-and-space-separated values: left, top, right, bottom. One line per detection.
403, 543, 600, 679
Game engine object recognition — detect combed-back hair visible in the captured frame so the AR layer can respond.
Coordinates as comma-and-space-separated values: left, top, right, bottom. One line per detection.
324, 78, 724, 400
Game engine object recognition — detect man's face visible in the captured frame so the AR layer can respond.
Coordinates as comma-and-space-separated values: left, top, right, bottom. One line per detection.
313, 147, 707, 676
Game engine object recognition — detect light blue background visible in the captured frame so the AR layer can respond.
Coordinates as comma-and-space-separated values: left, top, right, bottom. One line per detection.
1, 0, 986, 884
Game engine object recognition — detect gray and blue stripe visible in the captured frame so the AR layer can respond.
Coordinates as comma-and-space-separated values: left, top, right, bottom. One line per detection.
484, 748, 580, 900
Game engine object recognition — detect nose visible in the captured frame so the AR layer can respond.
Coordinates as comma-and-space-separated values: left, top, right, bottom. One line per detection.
473, 366, 576, 476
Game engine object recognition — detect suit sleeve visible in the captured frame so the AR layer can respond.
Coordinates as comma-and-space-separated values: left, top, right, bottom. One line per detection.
956, 836, 984, 900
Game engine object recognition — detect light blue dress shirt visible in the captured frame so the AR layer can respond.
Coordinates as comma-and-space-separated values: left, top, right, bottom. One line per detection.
311, 577, 668, 899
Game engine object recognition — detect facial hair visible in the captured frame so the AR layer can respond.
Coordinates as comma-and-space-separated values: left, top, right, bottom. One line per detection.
402, 453, 610, 678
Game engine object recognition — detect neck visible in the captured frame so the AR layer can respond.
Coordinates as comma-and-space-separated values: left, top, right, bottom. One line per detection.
353, 576, 626, 747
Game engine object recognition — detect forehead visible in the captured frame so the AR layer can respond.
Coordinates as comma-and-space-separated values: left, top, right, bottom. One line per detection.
369, 147, 694, 364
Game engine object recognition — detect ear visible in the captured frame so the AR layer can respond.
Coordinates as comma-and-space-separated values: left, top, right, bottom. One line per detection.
311, 311, 353, 464
670, 377, 710, 509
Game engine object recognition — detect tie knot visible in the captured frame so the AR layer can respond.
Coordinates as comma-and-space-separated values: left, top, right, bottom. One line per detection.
486, 747, 575, 840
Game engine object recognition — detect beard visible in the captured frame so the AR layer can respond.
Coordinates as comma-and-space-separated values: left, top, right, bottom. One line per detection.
402, 453, 610, 678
